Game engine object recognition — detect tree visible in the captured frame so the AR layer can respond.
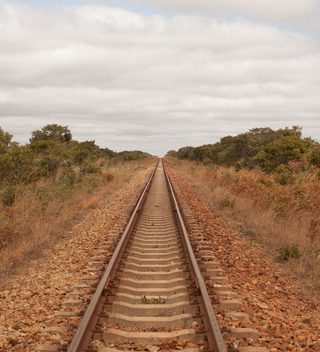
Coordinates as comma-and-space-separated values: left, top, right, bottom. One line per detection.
30, 124, 72, 143
254, 135, 312, 172
176, 146, 195, 160
103, 147, 115, 158
0, 127, 14, 154
0, 146, 35, 184
309, 144, 320, 167
217, 135, 252, 165
29, 139, 69, 176
167, 125, 319, 173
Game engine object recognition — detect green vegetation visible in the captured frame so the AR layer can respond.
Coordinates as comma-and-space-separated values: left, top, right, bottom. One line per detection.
0, 124, 151, 207
0, 125, 153, 274
167, 127, 320, 182
0, 185, 15, 207
219, 196, 235, 209
141, 295, 166, 304
277, 244, 301, 261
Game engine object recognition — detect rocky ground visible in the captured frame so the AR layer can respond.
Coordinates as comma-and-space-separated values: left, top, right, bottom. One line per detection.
1, 159, 319, 352
0, 164, 153, 352
167, 162, 320, 352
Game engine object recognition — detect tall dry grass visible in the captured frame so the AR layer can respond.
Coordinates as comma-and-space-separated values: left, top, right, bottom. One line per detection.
168, 158, 320, 293
0, 158, 154, 281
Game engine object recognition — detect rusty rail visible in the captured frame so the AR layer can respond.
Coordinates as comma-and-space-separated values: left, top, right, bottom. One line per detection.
163, 159, 227, 352
67, 161, 158, 352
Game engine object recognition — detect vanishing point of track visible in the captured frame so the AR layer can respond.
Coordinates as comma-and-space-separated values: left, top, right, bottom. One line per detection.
67, 160, 227, 352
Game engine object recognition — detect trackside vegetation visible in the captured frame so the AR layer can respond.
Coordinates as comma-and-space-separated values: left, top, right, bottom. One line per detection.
167, 126, 320, 183
0, 124, 150, 197
166, 126, 320, 290
0, 124, 152, 276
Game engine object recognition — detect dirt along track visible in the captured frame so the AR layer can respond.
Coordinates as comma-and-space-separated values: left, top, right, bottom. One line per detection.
100, 162, 209, 346
1, 158, 318, 352
37, 160, 268, 352
61, 161, 221, 352
0, 163, 154, 352
165, 160, 320, 352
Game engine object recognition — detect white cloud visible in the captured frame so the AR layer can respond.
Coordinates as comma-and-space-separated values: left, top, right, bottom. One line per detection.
129, 0, 320, 33
130, 0, 316, 18
0, 2, 319, 154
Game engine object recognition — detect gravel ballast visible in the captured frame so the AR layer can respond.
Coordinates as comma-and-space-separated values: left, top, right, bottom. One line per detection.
167, 163, 320, 352
0, 165, 153, 351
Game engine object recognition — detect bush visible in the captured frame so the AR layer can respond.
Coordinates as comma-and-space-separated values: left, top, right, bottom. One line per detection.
30, 124, 72, 143
272, 200, 287, 217
274, 165, 294, 185
234, 161, 243, 171
241, 229, 257, 239
219, 196, 235, 209
258, 178, 272, 187
202, 157, 212, 166
168, 126, 319, 175
309, 145, 320, 167
255, 136, 311, 172
39, 155, 61, 176
60, 166, 77, 186
80, 163, 101, 174
277, 244, 301, 261
1, 186, 16, 207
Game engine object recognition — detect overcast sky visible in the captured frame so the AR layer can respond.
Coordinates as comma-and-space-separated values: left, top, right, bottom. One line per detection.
0, 0, 319, 155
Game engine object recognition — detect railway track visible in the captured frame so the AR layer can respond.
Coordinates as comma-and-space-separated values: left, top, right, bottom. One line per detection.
66, 160, 227, 352
37, 159, 267, 352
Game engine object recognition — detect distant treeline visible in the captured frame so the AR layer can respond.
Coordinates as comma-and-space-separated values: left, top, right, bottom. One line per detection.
0, 124, 151, 188
167, 126, 320, 173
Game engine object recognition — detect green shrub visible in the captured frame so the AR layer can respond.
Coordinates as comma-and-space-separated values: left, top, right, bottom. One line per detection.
241, 229, 257, 239
80, 163, 101, 174
202, 157, 212, 166
81, 174, 100, 193
141, 295, 166, 304
277, 244, 301, 261
309, 145, 320, 167
232, 177, 240, 184
30, 124, 72, 143
39, 155, 61, 176
219, 196, 235, 209
258, 178, 272, 187
255, 135, 311, 172
274, 165, 294, 185
60, 166, 77, 186
272, 200, 287, 217
1, 186, 16, 207
169, 126, 315, 170
234, 161, 242, 171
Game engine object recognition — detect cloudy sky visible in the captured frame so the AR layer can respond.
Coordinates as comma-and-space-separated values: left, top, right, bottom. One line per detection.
0, 0, 319, 155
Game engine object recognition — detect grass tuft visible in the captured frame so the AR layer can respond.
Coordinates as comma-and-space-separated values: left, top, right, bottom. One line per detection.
167, 157, 320, 292
141, 295, 166, 304
277, 244, 301, 261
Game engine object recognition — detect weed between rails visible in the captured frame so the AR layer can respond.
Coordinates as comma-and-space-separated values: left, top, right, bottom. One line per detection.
141, 295, 166, 304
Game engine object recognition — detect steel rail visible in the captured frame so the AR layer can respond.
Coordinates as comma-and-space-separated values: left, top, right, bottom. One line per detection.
163, 159, 227, 352
67, 160, 159, 352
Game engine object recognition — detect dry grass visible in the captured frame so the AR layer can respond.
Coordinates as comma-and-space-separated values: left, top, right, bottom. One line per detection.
76, 196, 100, 210
0, 158, 155, 280
168, 158, 320, 293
